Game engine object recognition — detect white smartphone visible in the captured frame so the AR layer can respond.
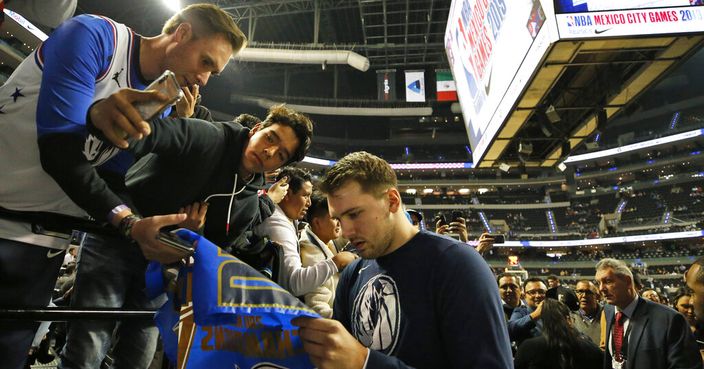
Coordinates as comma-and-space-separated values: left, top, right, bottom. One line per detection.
135, 70, 184, 121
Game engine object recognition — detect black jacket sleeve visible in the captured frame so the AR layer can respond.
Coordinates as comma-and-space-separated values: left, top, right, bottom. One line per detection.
127, 117, 221, 160
38, 133, 124, 221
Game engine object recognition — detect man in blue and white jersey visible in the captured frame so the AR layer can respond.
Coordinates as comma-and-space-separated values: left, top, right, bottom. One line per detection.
0, 4, 246, 368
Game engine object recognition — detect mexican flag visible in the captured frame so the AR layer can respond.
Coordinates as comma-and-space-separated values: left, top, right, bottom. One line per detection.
436, 70, 457, 101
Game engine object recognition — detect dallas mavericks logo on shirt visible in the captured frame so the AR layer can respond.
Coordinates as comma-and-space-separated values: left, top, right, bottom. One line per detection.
351, 274, 401, 354
82, 134, 120, 166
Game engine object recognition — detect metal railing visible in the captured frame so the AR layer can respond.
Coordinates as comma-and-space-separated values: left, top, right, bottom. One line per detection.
0, 308, 156, 322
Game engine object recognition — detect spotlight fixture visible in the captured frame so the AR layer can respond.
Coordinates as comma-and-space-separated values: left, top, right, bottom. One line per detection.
518, 141, 533, 156
557, 162, 567, 172
540, 121, 553, 137
499, 163, 511, 173
545, 104, 561, 123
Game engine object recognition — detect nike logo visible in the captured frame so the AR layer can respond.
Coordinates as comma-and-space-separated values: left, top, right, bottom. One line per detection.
46, 249, 65, 258
359, 265, 370, 274
483, 65, 493, 96
594, 28, 611, 34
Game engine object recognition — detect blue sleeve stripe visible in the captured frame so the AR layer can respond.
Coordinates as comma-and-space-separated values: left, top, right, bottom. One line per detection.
94, 15, 117, 82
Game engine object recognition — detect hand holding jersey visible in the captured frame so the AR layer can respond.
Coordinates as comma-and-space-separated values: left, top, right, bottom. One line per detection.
293, 317, 368, 369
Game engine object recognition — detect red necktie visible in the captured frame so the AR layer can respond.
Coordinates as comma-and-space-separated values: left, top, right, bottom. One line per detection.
613, 311, 625, 362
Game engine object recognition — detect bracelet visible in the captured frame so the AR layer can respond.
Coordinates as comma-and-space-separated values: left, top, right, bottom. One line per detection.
118, 214, 141, 240
108, 204, 129, 223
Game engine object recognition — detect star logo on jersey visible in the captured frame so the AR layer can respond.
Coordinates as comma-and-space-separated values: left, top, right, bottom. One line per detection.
112, 68, 124, 88
11, 87, 24, 102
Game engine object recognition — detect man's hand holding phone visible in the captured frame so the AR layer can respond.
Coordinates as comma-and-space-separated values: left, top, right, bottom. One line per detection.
476, 233, 496, 255
89, 70, 183, 148
156, 230, 196, 256
447, 217, 468, 242
267, 176, 289, 204
88, 88, 168, 149
128, 213, 196, 264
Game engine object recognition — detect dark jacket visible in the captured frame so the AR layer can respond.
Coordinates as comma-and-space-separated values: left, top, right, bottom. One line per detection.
125, 117, 275, 251
602, 298, 702, 369
515, 334, 603, 369
509, 305, 542, 348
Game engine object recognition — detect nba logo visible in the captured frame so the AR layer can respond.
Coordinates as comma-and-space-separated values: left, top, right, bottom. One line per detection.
566, 15, 574, 27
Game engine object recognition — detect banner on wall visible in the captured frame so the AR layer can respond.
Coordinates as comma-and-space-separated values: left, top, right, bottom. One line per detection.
376, 69, 397, 101
405, 70, 425, 102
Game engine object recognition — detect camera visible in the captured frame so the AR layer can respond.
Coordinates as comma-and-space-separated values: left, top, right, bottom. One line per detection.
434, 213, 447, 227
489, 234, 505, 244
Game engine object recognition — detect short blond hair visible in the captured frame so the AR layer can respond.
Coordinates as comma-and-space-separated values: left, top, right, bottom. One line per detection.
596, 258, 633, 281
320, 151, 397, 197
162, 3, 247, 53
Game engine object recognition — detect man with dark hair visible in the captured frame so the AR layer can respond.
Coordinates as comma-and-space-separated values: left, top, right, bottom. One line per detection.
641, 288, 662, 304
597, 258, 701, 369
255, 167, 355, 296
298, 192, 344, 317
509, 277, 548, 348
571, 279, 602, 344
293, 151, 512, 369
497, 273, 523, 321
126, 104, 313, 250
234, 113, 262, 129
686, 256, 704, 324
0, 4, 245, 368
406, 208, 423, 230
547, 275, 560, 289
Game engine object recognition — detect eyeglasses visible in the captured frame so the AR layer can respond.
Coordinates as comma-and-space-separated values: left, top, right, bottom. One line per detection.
575, 289, 595, 296
525, 289, 546, 296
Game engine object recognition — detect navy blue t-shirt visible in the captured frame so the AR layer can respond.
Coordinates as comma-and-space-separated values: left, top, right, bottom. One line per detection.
334, 230, 512, 369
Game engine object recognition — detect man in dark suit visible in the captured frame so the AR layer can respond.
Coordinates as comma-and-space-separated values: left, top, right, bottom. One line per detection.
596, 258, 702, 369
686, 256, 704, 324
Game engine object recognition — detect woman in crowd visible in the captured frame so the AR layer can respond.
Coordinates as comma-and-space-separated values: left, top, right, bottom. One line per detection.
514, 298, 603, 369
673, 292, 698, 333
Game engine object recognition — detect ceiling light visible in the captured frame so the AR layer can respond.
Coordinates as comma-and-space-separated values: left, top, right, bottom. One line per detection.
458, 188, 470, 195
477, 188, 489, 194
499, 163, 511, 173
406, 188, 417, 195
422, 188, 434, 194
162, 0, 181, 12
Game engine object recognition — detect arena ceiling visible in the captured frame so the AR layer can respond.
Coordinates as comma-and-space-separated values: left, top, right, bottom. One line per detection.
75, 0, 704, 169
